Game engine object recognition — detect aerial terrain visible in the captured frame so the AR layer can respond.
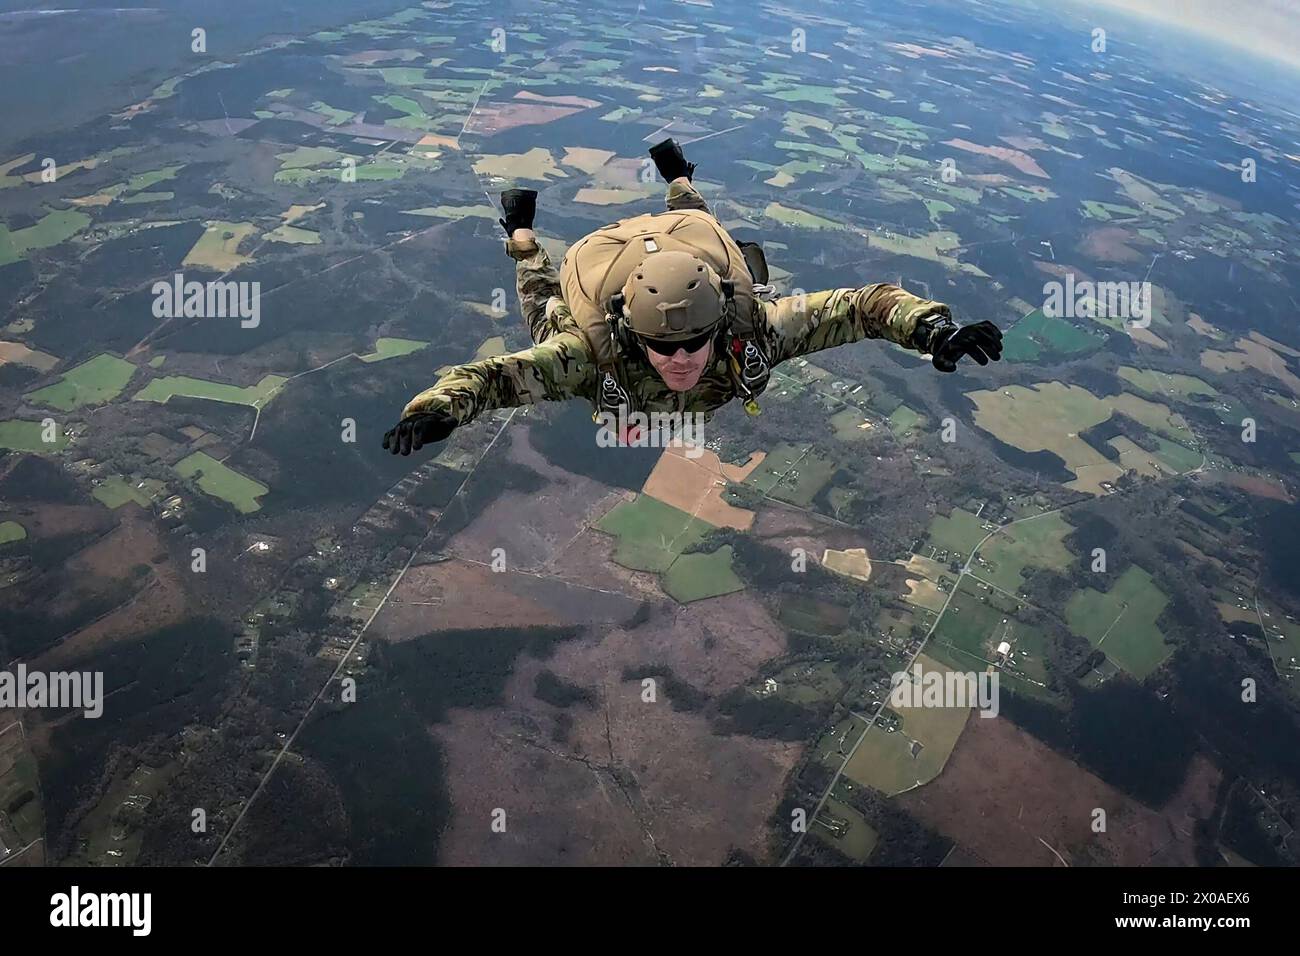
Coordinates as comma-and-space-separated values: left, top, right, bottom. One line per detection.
0, 0, 1298, 867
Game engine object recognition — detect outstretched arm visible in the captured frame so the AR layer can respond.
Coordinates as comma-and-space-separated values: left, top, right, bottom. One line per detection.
401, 331, 596, 425
762, 284, 955, 364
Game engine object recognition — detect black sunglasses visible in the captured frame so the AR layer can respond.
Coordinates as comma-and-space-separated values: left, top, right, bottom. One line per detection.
638, 327, 717, 357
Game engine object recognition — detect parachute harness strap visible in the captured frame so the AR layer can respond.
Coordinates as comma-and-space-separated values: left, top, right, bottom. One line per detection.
593, 293, 633, 421
720, 281, 768, 416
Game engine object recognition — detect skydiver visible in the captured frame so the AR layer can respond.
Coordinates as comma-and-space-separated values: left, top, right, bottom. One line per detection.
384, 138, 1001, 455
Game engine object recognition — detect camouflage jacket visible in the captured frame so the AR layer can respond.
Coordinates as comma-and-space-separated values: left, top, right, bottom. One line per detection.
402, 243, 953, 425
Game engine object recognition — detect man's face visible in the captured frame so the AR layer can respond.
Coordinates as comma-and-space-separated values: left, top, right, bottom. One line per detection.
643, 338, 714, 392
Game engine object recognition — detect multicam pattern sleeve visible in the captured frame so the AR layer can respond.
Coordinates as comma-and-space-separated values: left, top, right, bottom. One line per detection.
761, 284, 954, 365
400, 331, 597, 424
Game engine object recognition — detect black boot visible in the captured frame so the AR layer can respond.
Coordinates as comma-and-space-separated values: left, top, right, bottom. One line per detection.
498, 188, 537, 236
649, 138, 696, 183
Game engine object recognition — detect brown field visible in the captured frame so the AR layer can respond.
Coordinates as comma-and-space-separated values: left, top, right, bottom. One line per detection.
750, 500, 876, 552
641, 446, 765, 531
822, 547, 872, 581
1202, 336, 1300, 395
1187, 313, 1221, 338
1, 503, 115, 540
0, 720, 23, 777
1129, 326, 1169, 350
1251, 331, 1300, 357
0, 839, 44, 866
0, 341, 58, 371
560, 146, 616, 173
374, 428, 801, 865
341, 48, 421, 64
36, 569, 188, 668
430, 590, 796, 865
1219, 472, 1294, 503
515, 91, 602, 109
1032, 261, 1094, 284
416, 133, 460, 151
32, 511, 188, 665
442, 426, 627, 572
467, 102, 587, 136
897, 715, 1221, 866
373, 558, 640, 639
942, 138, 1049, 178
547, 524, 668, 601
1080, 226, 1144, 263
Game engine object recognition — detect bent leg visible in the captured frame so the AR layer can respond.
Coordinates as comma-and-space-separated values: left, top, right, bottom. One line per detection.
665, 177, 713, 217
509, 240, 567, 344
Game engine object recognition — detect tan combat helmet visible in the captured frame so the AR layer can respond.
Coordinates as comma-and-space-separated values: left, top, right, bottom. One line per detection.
620, 250, 726, 342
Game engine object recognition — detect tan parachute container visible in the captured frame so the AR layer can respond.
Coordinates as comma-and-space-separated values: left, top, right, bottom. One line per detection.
559, 208, 768, 414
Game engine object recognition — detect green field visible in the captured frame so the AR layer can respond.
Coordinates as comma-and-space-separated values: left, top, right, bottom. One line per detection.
0, 419, 69, 452
1065, 565, 1171, 680
1252, 601, 1300, 689
843, 654, 971, 795
401, 204, 497, 221
124, 165, 183, 193
974, 511, 1074, 593
779, 594, 851, 635
769, 660, 844, 704
927, 507, 987, 557
26, 353, 137, 410
92, 475, 163, 510
662, 546, 745, 603
923, 596, 1059, 702
967, 382, 1122, 494
829, 407, 873, 441
931, 578, 1021, 663
1081, 200, 1143, 221
0, 727, 43, 845
813, 796, 878, 862
0, 209, 93, 265
1117, 366, 1218, 401
264, 224, 320, 244
0, 520, 26, 544
763, 202, 846, 230
744, 443, 836, 507
174, 452, 268, 514
309, 101, 356, 125
1002, 308, 1105, 362
359, 338, 428, 363
1151, 436, 1202, 473
134, 374, 286, 408
120, 191, 173, 205
594, 494, 712, 573
888, 403, 922, 435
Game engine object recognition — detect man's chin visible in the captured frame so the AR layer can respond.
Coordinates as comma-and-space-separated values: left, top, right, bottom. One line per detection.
664, 375, 699, 392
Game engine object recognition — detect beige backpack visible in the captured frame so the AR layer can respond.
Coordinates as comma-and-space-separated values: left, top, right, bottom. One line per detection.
558, 208, 769, 414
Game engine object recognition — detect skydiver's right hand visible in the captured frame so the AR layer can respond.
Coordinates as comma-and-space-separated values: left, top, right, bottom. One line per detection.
382, 410, 458, 456
498, 188, 538, 237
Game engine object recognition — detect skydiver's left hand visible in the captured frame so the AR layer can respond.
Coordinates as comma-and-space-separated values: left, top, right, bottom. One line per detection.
382, 410, 458, 456
929, 320, 1002, 373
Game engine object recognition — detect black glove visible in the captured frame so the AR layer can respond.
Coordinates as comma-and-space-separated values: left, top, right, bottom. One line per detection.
649, 137, 696, 183
498, 188, 537, 237
382, 410, 458, 456
928, 320, 1002, 373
